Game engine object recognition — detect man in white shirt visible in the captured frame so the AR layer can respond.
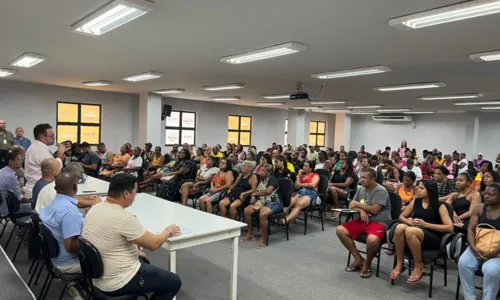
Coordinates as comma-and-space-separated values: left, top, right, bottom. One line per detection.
401, 159, 422, 180
25, 123, 66, 198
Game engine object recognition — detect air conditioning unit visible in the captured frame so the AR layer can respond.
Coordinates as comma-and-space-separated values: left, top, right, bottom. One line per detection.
372, 115, 413, 122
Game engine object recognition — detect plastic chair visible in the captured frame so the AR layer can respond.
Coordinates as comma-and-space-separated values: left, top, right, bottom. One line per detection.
297, 175, 328, 235
3, 189, 32, 262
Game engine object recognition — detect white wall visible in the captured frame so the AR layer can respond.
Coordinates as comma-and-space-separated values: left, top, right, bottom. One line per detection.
349, 113, 500, 161
0, 80, 139, 152
162, 97, 336, 151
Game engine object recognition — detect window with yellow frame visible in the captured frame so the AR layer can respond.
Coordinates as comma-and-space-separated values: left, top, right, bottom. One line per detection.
309, 121, 326, 147
57, 102, 101, 145
228, 115, 252, 146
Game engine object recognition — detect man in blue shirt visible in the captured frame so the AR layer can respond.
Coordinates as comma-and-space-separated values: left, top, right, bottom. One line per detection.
39, 172, 83, 273
0, 152, 32, 217
13, 127, 31, 151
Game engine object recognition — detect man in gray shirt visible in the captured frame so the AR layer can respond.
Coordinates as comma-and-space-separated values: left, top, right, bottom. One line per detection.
79, 142, 100, 177
336, 168, 391, 279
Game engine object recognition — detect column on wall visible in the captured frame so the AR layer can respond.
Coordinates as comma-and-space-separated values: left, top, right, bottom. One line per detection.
138, 92, 163, 148
335, 113, 351, 151
287, 109, 307, 147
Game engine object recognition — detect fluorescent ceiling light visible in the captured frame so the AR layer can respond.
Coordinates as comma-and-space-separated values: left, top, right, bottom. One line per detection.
309, 101, 346, 105
347, 105, 382, 109
419, 93, 483, 100
389, 0, 500, 30
203, 84, 244, 91
469, 50, 500, 62
311, 65, 391, 79
82, 80, 112, 86
220, 42, 308, 64
210, 96, 241, 101
153, 88, 185, 94
481, 106, 500, 110
10, 53, 46, 68
404, 111, 435, 114
374, 82, 446, 92
262, 94, 291, 99
0, 69, 15, 77
256, 102, 285, 106
71, 0, 153, 36
455, 101, 500, 106
350, 112, 377, 115
377, 108, 410, 112
322, 109, 351, 113
290, 106, 321, 110
122, 71, 163, 82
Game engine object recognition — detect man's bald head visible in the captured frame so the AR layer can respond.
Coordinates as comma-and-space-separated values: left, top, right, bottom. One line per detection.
54, 173, 78, 197
41, 157, 61, 179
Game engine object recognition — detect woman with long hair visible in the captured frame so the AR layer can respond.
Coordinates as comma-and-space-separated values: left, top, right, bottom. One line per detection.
446, 171, 482, 231
284, 161, 320, 223
255, 152, 272, 175
389, 180, 453, 284
198, 158, 234, 214
480, 170, 500, 193
398, 140, 409, 158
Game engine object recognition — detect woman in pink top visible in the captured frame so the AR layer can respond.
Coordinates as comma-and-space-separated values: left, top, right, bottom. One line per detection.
443, 154, 455, 179
397, 140, 408, 158
392, 152, 406, 170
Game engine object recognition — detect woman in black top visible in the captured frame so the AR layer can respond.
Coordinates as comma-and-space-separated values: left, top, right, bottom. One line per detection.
446, 172, 481, 232
219, 160, 258, 220
458, 183, 500, 300
390, 180, 453, 284
328, 159, 355, 218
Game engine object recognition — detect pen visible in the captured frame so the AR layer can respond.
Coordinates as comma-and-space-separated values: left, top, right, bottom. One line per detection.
82, 190, 96, 193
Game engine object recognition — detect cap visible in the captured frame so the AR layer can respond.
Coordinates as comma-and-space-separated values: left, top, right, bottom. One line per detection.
478, 152, 483, 156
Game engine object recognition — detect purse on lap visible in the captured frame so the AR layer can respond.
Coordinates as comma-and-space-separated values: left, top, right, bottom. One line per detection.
475, 223, 500, 255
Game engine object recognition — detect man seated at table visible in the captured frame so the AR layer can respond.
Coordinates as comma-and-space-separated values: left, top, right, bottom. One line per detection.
83, 173, 182, 299
0, 152, 32, 217
336, 168, 391, 279
32, 157, 61, 205
79, 142, 100, 177
39, 172, 83, 273
35, 162, 100, 212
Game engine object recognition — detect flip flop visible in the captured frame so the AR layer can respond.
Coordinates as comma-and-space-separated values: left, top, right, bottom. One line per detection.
360, 270, 372, 279
240, 236, 255, 242
256, 243, 266, 249
345, 264, 363, 272
389, 268, 405, 280
407, 273, 425, 285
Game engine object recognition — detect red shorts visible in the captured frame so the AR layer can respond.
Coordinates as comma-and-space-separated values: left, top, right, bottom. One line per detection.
342, 219, 386, 241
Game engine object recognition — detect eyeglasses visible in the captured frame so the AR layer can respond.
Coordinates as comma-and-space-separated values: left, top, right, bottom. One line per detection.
45, 134, 55, 138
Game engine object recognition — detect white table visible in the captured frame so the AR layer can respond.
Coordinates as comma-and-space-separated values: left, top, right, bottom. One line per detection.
127, 193, 246, 300
77, 176, 109, 196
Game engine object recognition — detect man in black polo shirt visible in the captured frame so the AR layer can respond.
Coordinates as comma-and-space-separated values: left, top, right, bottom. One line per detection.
273, 155, 291, 179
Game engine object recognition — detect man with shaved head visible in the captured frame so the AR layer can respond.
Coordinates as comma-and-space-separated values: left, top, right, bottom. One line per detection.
40, 172, 83, 274
32, 157, 61, 205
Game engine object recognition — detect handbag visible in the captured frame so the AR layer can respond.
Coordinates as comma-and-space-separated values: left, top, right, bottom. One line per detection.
475, 223, 500, 255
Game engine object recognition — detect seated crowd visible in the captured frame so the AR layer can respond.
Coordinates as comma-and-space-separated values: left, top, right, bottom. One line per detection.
1, 121, 500, 300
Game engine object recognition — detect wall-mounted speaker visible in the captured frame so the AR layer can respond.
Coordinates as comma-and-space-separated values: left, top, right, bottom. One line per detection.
162, 104, 172, 120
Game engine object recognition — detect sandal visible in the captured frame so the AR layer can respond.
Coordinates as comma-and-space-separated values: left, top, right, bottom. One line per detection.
240, 235, 255, 242
345, 263, 363, 272
360, 270, 372, 279
256, 242, 266, 249
389, 267, 405, 280
407, 273, 425, 285
329, 211, 340, 220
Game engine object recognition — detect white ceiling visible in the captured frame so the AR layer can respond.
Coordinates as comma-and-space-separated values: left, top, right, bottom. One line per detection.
1, 0, 500, 113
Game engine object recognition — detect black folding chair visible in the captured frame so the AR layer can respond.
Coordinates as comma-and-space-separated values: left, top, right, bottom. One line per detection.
264, 178, 293, 245
314, 169, 331, 180
387, 201, 456, 298
3, 189, 32, 261
36, 219, 82, 300
78, 237, 148, 300
346, 192, 402, 277
297, 175, 328, 235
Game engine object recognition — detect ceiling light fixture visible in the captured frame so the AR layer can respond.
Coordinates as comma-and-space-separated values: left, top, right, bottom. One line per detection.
203, 84, 244, 91
347, 105, 382, 109
153, 88, 185, 94
262, 94, 291, 99
374, 82, 446, 92
481, 106, 500, 110
0, 69, 15, 77
377, 108, 410, 112
469, 50, 500, 62
82, 80, 112, 86
309, 101, 346, 105
311, 65, 391, 79
321, 109, 351, 113
350, 112, 377, 115
71, 0, 153, 36
454, 101, 500, 106
404, 111, 435, 114
418, 93, 484, 100
290, 106, 321, 110
389, 0, 500, 30
220, 42, 308, 64
256, 102, 286, 106
10, 53, 46, 68
122, 71, 163, 82
210, 96, 241, 101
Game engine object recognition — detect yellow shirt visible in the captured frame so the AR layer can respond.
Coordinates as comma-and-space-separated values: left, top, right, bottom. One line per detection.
211, 152, 224, 158
286, 162, 295, 173
436, 158, 444, 166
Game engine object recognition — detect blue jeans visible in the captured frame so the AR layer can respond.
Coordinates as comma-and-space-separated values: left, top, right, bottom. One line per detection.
458, 247, 500, 300
105, 258, 181, 300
